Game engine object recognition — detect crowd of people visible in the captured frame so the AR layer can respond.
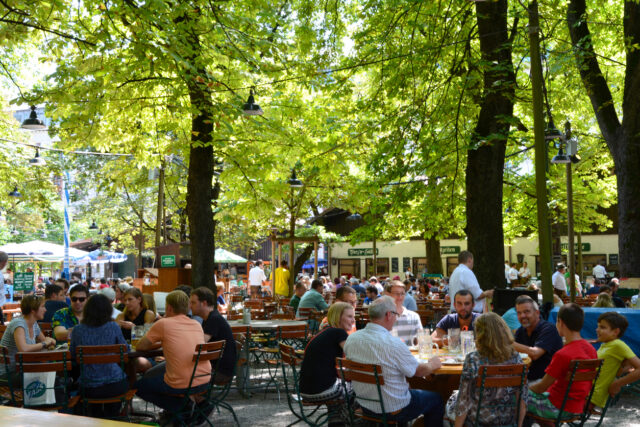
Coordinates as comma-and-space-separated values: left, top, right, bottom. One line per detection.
287, 250, 639, 426
0, 273, 236, 425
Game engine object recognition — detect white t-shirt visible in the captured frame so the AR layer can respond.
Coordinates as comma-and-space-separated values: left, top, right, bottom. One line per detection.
552, 271, 566, 292
592, 264, 607, 279
449, 263, 484, 312
248, 266, 267, 287
519, 266, 531, 279
508, 267, 519, 282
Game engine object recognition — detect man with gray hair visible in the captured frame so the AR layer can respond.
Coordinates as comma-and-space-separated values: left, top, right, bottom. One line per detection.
512, 295, 562, 381
0, 251, 7, 308
344, 296, 444, 426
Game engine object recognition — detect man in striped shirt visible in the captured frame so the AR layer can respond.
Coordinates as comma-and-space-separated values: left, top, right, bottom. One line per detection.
388, 280, 422, 346
344, 296, 444, 426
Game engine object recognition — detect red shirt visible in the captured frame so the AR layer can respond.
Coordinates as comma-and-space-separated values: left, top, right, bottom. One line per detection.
546, 339, 597, 413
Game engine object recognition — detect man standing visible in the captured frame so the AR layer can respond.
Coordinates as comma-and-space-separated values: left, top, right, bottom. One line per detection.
42, 283, 68, 323
519, 261, 531, 284
448, 251, 493, 313
344, 296, 443, 426
273, 260, 291, 298
512, 295, 563, 381
135, 290, 211, 416
508, 263, 519, 286
552, 264, 567, 299
190, 287, 236, 385
296, 279, 329, 317
52, 285, 88, 343
0, 251, 7, 308
431, 290, 480, 347
388, 281, 422, 346
592, 261, 607, 280
248, 260, 267, 298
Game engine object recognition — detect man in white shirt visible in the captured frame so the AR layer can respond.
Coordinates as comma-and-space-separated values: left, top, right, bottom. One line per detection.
369, 276, 384, 295
388, 281, 422, 345
592, 262, 607, 280
519, 261, 531, 284
504, 261, 511, 285
508, 263, 519, 285
0, 251, 7, 308
552, 263, 567, 298
448, 251, 493, 313
248, 260, 267, 298
344, 296, 443, 426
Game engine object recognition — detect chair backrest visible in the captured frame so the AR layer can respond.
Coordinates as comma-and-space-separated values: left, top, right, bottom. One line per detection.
337, 357, 389, 421
15, 350, 74, 409
227, 313, 243, 320
416, 309, 434, 328
230, 324, 251, 342
187, 340, 225, 392
474, 364, 528, 426
76, 344, 129, 365
0, 324, 6, 339
0, 345, 17, 404
297, 307, 314, 319
38, 322, 53, 338
278, 342, 304, 412
556, 359, 603, 422
278, 324, 308, 339
244, 300, 263, 310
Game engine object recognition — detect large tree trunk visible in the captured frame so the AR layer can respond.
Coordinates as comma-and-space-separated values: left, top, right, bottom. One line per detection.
426, 237, 443, 275
184, 30, 217, 294
567, 0, 640, 277
466, 0, 515, 290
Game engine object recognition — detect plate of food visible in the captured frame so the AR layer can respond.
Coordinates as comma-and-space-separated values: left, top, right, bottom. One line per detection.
441, 357, 463, 365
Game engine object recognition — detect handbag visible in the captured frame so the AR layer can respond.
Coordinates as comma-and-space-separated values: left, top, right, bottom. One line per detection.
23, 371, 56, 406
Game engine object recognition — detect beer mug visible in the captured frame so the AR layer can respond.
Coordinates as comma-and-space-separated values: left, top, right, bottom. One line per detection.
446, 328, 461, 353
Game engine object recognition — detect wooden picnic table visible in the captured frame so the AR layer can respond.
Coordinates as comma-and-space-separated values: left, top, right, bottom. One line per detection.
0, 400, 133, 426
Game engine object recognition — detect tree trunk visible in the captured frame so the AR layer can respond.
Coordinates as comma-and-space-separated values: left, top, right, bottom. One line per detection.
466, 0, 515, 290
567, 0, 640, 277
155, 163, 165, 249
293, 244, 314, 282
426, 237, 443, 275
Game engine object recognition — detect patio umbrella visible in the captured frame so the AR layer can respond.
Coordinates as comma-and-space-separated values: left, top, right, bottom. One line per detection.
0, 240, 88, 262
214, 248, 247, 263
74, 249, 128, 264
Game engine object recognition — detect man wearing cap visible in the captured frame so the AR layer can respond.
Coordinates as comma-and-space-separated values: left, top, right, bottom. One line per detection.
369, 276, 384, 294
552, 264, 567, 299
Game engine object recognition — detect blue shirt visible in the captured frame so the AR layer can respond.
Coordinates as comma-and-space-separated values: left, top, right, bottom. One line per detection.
514, 319, 563, 380
501, 307, 521, 331
403, 293, 418, 311
435, 312, 480, 332
70, 321, 129, 387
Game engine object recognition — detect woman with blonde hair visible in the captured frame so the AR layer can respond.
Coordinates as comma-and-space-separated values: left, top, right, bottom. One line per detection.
447, 312, 528, 427
299, 302, 355, 426
593, 292, 615, 308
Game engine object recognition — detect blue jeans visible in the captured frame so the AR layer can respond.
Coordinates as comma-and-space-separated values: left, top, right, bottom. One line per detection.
134, 375, 207, 412
363, 389, 443, 426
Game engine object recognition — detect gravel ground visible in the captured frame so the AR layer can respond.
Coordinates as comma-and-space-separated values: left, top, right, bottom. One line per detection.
131, 388, 640, 426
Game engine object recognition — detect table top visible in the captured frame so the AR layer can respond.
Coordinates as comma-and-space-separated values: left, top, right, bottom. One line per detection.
411, 349, 531, 375
0, 405, 133, 426
227, 319, 308, 330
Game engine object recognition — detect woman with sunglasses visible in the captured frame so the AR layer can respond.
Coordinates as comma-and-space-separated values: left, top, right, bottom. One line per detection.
0, 294, 56, 385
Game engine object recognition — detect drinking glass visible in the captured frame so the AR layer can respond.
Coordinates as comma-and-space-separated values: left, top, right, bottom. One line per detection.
447, 328, 461, 353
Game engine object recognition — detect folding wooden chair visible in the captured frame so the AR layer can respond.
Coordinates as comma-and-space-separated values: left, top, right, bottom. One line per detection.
470, 364, 528, 426
75, 344, 136, 420
527, 359, 603, 427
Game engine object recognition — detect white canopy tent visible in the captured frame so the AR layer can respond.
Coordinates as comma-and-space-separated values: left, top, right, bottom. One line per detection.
0, 240, 89, 263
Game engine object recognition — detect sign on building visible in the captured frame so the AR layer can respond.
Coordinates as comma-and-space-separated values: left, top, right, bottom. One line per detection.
347, 248, 379, 256
14, 272, 35, 292
160, 255, 176, 267
440, 246, 461, 254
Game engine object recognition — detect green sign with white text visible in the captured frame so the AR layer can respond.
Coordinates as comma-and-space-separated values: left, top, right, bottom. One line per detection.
160, 255, 176, 267
440, 246, 461, 254
13, 272, 35, 292
347, 248, 379, 256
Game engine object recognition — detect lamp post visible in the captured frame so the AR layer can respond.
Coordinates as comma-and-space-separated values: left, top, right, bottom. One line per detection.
550, 121, 579, 301
287, 168, 303, 294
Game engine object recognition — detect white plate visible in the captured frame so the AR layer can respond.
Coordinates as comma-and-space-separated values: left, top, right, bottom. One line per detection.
441, 358, 463, 365
519, 352, 528, 360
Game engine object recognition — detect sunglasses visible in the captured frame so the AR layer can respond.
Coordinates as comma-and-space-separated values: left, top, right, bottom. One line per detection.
71, 297, 87, 302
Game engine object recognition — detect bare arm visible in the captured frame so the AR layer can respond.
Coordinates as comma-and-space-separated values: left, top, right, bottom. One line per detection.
431, 328, 447, 347
529, 373, 555, 394
14, 328, 47, 352
414, 356, 442, 378
134, 336, 161, 352
513, 342, 546, 361
609, 356, 640, 396
53, 325, 71, 342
